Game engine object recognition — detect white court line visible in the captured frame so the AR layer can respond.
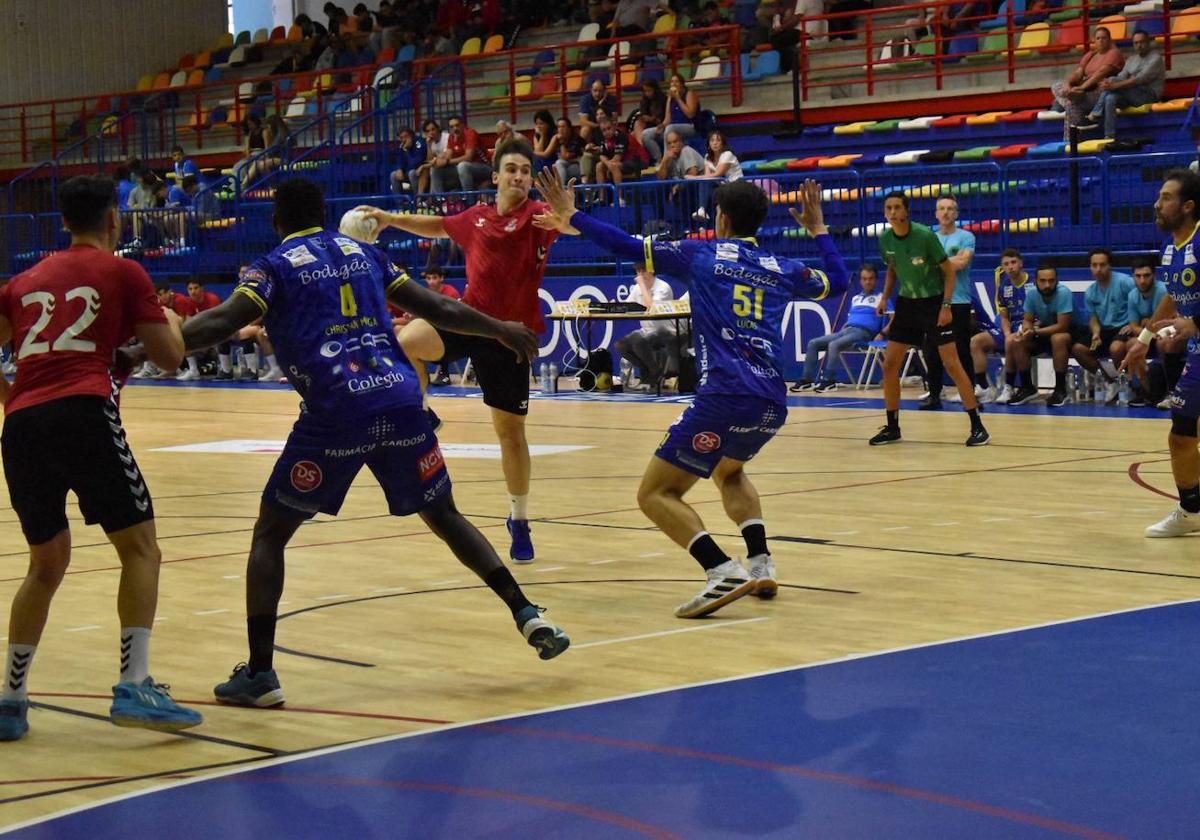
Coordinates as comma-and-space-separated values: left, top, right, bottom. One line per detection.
314, 595, 348, 601
194, 609, 230, 616
532, 566, 565, 573
981, 517, 1011, 523
574, 617, 769, 649
371, 587, 407, 593
828, 530, 860, 536
64, 625, 101, 633
589, 558, 620, 565
637, 552, 664, 558
11, 599, 1198, 838
153, 617, 168, 623
880, 525, 910, 531
1031, 513, 1058, 519
222, 575, 240, 580
429, 579, 461, 586
931, 522, 959, 527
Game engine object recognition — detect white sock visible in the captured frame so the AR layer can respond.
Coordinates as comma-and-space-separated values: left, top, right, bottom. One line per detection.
120, 627, 151, 684
510, 494, 529, 520
186, 356, 199, 373
245, 352, 259, 373
265, 354, 277, 371
218, 353, 232, 373
3, 644, 35, 702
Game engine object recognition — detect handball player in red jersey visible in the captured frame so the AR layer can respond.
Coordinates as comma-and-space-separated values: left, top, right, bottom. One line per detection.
0, 176, 202, 740
357, 136, 569, 565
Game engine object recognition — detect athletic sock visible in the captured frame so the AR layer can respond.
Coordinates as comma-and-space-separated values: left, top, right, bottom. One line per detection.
973, 372, 988, 388
120, 627, 151, 684
509, 494, 529, 521
218, 353, 233, 374
247, 615, 278, 675
265, 354, 278, 371
966, 407, 984, 431
739, 518, 768, 558
484, 567, 534, 619
1054, 371, 1066, 391
886, 409, 899, 430
244, 351, 259, 374
186, 356, 199, 374
687, 532, 731, 571
2, 644, 35, 702
1019, 368, 1032, 388
1180, 485, 1200, 514
1005, 371, 1016, 388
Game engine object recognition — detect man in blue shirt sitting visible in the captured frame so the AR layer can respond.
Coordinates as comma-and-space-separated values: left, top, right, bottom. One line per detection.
1071, 247, 1136, 402
1008, 265, 1076, 407
388, 127, 429, 195
791, 263, 892, 392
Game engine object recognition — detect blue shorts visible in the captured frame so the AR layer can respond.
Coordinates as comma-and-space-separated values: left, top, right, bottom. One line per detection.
986, 327, 1006, 354
1169, 353, 1200, 419
655, 396, 786, 478
263, 405, 451, 518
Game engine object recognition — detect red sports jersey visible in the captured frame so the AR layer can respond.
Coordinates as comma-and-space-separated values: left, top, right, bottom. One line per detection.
169, 292, 198, 318
442, 200, 558, 332
192, 290, 222, 312
0, 245, 167, 415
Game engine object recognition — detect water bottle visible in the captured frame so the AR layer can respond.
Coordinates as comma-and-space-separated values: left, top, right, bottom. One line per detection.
1118, 372, 1130, 406
1094, 371, 1106, 404
549, 363, 559, 393
1073, 368, 1084, 404
539, 362, 549, 392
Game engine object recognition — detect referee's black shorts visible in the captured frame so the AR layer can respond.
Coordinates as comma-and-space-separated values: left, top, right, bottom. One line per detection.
2, 396, 154, 545
888, 295, 954, 348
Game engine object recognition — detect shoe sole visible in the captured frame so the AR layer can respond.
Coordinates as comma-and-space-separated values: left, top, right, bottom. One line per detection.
675, 578, 756, 618
1145, 528, 1200, 538
869, 437, 902, 446
752, 578, 778, 599
527, 627, 570, 660
511, 556, 535, 564
966, 437, 991, 447
110, 714, 203, 731
214, 689, 286, 709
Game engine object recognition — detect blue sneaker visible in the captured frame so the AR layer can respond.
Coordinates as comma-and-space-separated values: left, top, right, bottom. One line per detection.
214, 663, 285, 708
507, 517, 534, 564
110, 677, 203, 731
0, 699, 29, 741
515, 606, 570, 660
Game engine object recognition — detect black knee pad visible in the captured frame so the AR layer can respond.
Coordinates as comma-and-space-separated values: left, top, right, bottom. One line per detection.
1171, 412, 1198, 438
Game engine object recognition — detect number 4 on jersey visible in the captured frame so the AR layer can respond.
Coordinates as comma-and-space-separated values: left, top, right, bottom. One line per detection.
18, 286, 101, 359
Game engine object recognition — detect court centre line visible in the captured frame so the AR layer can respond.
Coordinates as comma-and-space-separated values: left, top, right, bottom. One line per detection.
64, 626, 101, 633
981, 517, 1012, 523
314, 595, 349, 601
880, 525, 910, 531
430, 579, 461, 586
637, 552, 664, 558
588, 559, 620, 565
194, 609, 229, 616
371, 587, 407, 593
532, 566, 565, 573
574, 617, 769, 649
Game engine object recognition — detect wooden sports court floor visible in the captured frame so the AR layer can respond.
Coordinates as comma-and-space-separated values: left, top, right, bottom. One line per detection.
0, 381, 1197, 837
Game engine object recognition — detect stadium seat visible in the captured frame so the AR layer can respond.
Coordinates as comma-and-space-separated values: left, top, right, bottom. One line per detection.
206, 106, 228, 128
1118, 103, 1152, 116
193, 51, 212, 70
286, 24, 303, 42
1014, 22, 1051, 56
136, 74, 154, 91
564, 69, 584, 93
1043, 16, 1086, 53
234, 30, 251, 46
990, 143, 1034, 159
785, 156, 826, 170
237, 81, 256, 102
1075, 138, 1114, 154
945, 33, 979, 58
954, 145, 1000, 161
374, 66, 397, 88
1028, 140, 1067, 156
169, 70, 188, 88
743, 50, 780, 81
918, 149, 956, 163
213, 32, 234, 50
1151, 98, 1191, 111
619, 63, 638, 89
482, 34, 504, 54
460, 37, 482, 56
531, 75, 557, 98
1008, 217, 1053, 233
883, 149, 930, 165
178, 53, 195, 70
513, 75, 535, 100
184, 108, 208, 132
931, 114, 970, 127
269, 25, 287, 43
899, 115, 940, 129
151, 72, 172, 90
1171, 7, 1200, 41
228, 45, 249, 66
204, 67, 221, 83
979, 0, 1027, 30
865, 119, 902, 133
1098, 14, 1127, 41
377, 47, 396, 65
397, 44, 416, 63
1049, 0, 1084, 21
652, 13, 677, 33
1000, 109, 1041, 123
818, 154, 862, 168
833, 121, 874, 135
966, 111, 1011, 125
185, 69, 204, 86
591, 41, 632, 71
285, 96, 307, 119
755, 158, 794, 172
1036, 109, 1065, 121
252, 28, 269, 45
692, 55, 722, 82
964, 31, 1009, 62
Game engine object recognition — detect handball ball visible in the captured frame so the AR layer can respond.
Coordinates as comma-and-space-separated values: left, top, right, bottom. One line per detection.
339, 209, 379, 244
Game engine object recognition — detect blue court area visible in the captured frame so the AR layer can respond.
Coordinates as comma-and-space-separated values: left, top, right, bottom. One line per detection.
9, 601, 1199, 839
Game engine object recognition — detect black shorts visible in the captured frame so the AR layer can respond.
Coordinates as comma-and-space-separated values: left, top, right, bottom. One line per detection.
1072, 325, 1127, 354
2, 396, 154, 545
889, 295, 953, 348
435, 329, 530, 415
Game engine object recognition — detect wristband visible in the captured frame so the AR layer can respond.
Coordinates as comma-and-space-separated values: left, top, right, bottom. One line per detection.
940, 301, 952, 309
1137, 327, 1155, 346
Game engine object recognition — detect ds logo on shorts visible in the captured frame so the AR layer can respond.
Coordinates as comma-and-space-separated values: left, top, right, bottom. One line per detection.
418, 446, 445, 482
290, 461, 323, 493
692, 431, 721, 453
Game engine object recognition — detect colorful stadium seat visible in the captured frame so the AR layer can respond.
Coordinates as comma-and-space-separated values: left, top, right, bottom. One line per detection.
931, 115, 970, 128
785, 157, 825, 170
1028, 140, 1067, 157
1036, 110, 1066, 121
833, 121, 874, 135
1014, 22, 1051, 57
460, 37, 482, 56
1000, 109, 1041, 123
965, 111, 1011, 125
990, 143, 1035, 159
899, 116, 941, 130
818, 154, 863, 168
864, 119, 902, 133
884, 150, 930, 165
1043, 16, 1086, 53
1098, 14, 1127, 41
1171, 7, 1200, 41
954, 146, 1000, 161
482, 34, 505, 54
1075, 138, 1114, 154
1151, 98, 1191, 112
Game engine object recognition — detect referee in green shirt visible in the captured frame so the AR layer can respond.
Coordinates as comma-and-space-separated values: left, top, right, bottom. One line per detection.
871, 191, 989, 447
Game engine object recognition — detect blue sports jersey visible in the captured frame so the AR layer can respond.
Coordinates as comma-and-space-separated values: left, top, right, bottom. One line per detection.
1126, 280, 1167, 325
994, 270, 1028, 328
1161, 223, 1200, 357
936, 228, 976, 304
1024, 283, 1074, 328
1084, 272, 1136, 328
236, 227, 420, 417
569, 212, 848, 402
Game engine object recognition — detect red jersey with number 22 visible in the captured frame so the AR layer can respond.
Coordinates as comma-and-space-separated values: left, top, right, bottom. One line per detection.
442, 200, 559, 332
0, 245, 166, 416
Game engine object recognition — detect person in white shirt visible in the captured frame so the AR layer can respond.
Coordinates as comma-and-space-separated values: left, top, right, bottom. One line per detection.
615, 263, 676, 391
770, 0, 828, 73
791, 264, 892, 392
690, 130, 743, 223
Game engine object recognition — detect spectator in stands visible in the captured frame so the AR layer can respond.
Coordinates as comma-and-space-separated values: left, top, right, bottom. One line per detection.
430, 115, 492, 192
165, 175, 209, 246
582, 0, 616, 63
938, 1, 981, 37
244, 114, 290, 187
126, 171, 161, 247
295, 12, 329, 41
463, 0, 504, 40
1085, 29, 1164, 140
352, 3, 374, 33
641, 74, 700, 162
553, 116, 585, 182
690, 129, 742, 222
390, 127, 429, 194
969, 247, 1029, 404
170, 146, 200, 184
579, 80, 618, 142
233, 114, 266, 187
792, 264, 891, 393
490, 120, 516, 160
770, 0, 828, 74
608, 0, 669, 37
409, 119, 447, 195
435, 0, 468, 41
421, 266, 462, 386
631, 79, 666, 150
1050, 26, 1124, 137
923, 195, 976, 409
531, 110, 559, 173
1007, 265, 1074, 407
114, 160, 139, 211
1071, 247, 1136, 401
686, 2, 727, 50
656, 127, 703, 184
615, 263, 676, 391
581, 111, 648, 192
325, 2, 347, 35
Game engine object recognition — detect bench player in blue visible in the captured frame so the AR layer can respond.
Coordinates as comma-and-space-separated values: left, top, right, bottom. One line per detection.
179, 179, 569, 707
535, 172, 847, 618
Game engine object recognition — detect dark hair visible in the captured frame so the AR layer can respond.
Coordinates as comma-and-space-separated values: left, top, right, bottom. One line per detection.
1132, 27, 1151, 39
532, 109, 554, 129
1132, 257, 1155, 272
447, 114, 464, 125
859, 263, 878, 276
883, 190, 909, 209
714, 180, 769, 237
295, 13, 311, 25
1165, 168, 1200, 217
494, 136, 535, 171
1094, 25, 1111, 38
557, 115, 573, 128
705, 129, 733, 165
422, 119, 440, 133
1001, 247, 1022, 260
936, 194, 958, 205
1036, 264, 1058, 278
172, 145, 185, 156
113, 163, 130, 180
273, 178, 326, 235
58, 176, 118, 233
140, 171, 159, 187
1087, 247, 1114, 262
154, 280, 172, 292
188, 278, 205, 286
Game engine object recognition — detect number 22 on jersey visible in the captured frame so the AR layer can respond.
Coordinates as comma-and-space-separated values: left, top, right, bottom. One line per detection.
18, 286, 101, 359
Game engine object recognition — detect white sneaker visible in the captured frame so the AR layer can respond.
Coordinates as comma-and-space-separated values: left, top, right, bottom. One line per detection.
916, 390, 930, 401
995, 384, 1013, 404
1145, 506, 1200, 538
1105, 380, 1121, 404
691, 206, 708, 221
979, 385, 997, 404
1157, 396, 1173, 410
176, 369, 200, 381
1098, 358, 1119, 381
132, 363, 160, 379
944, 390, 962, 403
259, 366, 285, 382
674, 559, 755, 618
747, 554, 777, 599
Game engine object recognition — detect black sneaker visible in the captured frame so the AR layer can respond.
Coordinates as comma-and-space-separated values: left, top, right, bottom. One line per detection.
1046, 389, 1068, 407
1008, 385, 1039, 406
426, 407, 444, 432
789, 379, 815, 392
917, 395, 942, 410
869, 425, 902, 446
214, 370, 234, 381
813, 380, 839, 393
966, 426, 990, 447
430, 369, 452, 386
1129, 395, 1151, 408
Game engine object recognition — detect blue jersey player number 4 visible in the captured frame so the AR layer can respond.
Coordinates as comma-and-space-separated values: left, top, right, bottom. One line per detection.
535, 170, 848, 620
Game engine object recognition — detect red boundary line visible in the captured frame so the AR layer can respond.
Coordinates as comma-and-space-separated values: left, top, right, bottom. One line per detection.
1128, 460, 1179, 501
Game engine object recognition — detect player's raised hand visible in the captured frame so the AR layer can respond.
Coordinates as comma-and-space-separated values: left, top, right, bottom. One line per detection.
535, 169, 577, 218
494, 320, 540, 364
1120, 336, 1149, 380
352, 205, 394, 229
787, 179, 829, 237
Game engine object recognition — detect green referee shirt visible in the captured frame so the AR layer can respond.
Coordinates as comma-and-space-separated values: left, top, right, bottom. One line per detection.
879, 222, 948, 300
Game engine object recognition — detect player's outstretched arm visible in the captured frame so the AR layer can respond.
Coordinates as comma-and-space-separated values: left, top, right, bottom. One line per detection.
389, 278, 539, 363
787, 180, 848, 300
181, 294, 265, 353
353, 205, 448, 239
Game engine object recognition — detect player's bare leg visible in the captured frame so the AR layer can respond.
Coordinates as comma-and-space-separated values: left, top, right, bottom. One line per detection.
637, 457, 754, 619
940, 343, 990, 446
712, 458, 776, 598
869, 340, 910, 445
492, 407, 536, 563
398, 318, 446, 426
